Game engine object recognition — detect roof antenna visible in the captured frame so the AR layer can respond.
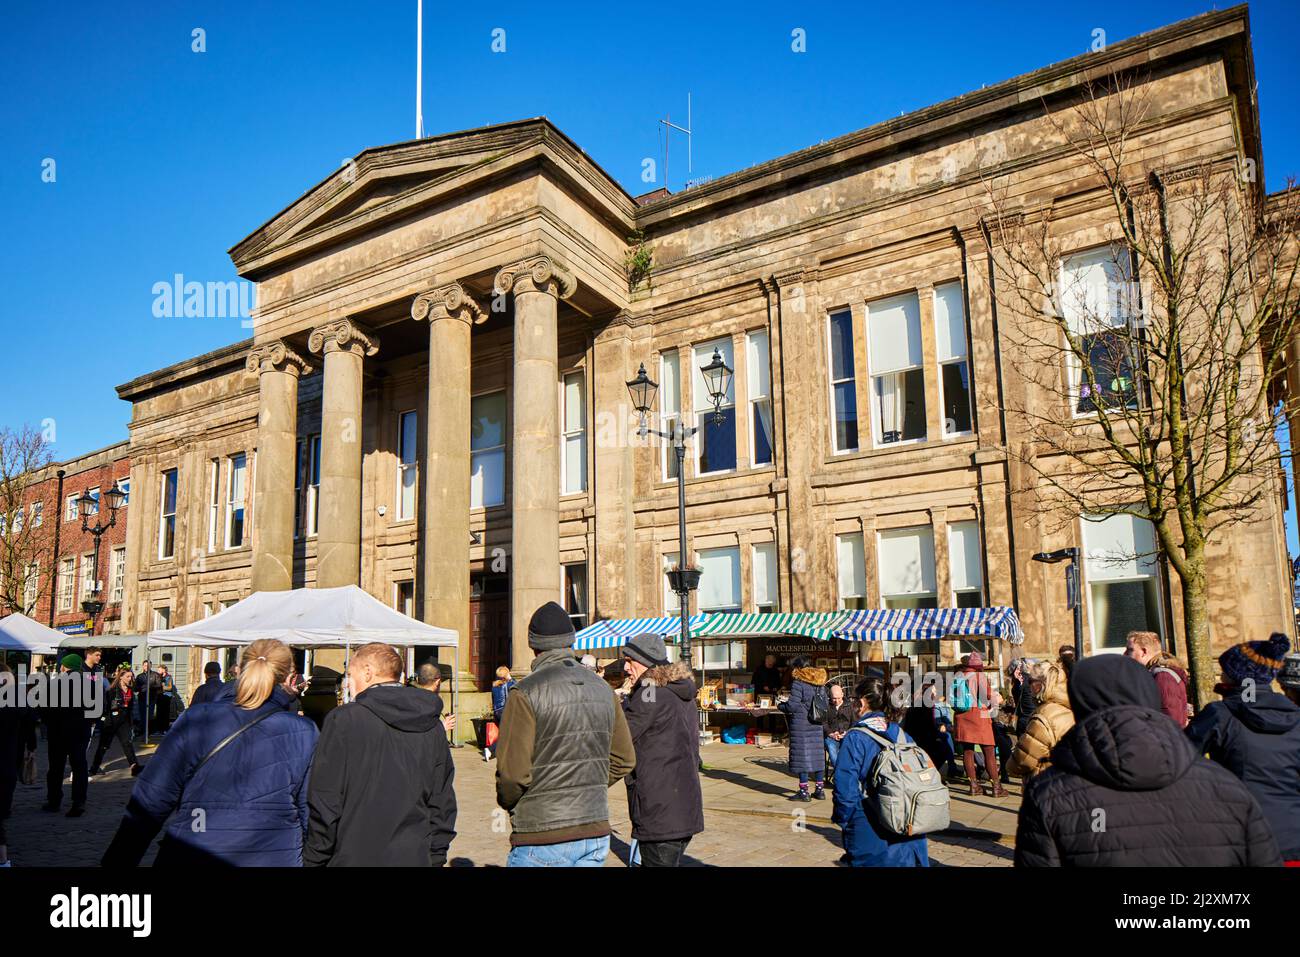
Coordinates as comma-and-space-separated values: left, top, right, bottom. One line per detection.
415, 0, 425, 138
658, 93, 692, 189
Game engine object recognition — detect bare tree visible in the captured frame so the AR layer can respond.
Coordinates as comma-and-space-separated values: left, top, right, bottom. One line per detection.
976, 74, 1300, 707
0, 425, 55, 618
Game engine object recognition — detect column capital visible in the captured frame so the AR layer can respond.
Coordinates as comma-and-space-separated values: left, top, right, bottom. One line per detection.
411, 282, 487, 326
246, 340, 313, 377
308, 318, 380, 358
494, 255, 577, 300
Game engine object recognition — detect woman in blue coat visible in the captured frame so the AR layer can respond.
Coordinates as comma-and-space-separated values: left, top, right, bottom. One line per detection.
102, 639, 318, 867
780, 658, 828, 801
832, 676, 929, 867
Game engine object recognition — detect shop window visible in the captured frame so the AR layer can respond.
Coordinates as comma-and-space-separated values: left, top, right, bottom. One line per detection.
1081, 512, 1164, 652
878, 525, 937, 608
827, 311, 858, 453
868, 292, 927, 445
470, 391, 507, 509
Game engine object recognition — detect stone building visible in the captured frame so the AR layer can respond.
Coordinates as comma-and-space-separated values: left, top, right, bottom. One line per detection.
114, 8, 1292, 706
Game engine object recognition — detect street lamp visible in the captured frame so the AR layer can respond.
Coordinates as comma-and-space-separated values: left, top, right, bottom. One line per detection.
1033, 547, 1083, 660
627, 353, 732, 666
79, 483, 125, 620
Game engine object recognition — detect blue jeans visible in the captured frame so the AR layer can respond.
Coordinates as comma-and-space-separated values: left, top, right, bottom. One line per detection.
507, 836, 609, 867
825, 736, 841, 769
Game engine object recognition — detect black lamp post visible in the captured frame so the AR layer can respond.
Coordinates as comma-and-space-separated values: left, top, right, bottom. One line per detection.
627, 351, 732, 666
78, 483, 126, 621
1033, 547, 1083, 660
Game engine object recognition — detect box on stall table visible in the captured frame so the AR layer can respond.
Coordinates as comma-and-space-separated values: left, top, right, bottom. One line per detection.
753, 732, 775, 747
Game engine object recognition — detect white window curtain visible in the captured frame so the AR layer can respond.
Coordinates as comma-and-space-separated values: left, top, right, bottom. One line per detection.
948, 521, 983, 600
836, 532, 866, 607
934, 282, 968, 362
753, 542, 777, 611
868, 292, 925, 444
697, 546, 741, 611
878, 526, 936, 598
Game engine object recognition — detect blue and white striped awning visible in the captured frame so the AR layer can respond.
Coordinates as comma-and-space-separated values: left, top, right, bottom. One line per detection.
572, 615, 709, 650
572, 607, 1023, 650
833, 606, 1023, 644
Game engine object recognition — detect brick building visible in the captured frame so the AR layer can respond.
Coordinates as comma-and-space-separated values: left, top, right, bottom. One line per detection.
112, 8, 1292, 713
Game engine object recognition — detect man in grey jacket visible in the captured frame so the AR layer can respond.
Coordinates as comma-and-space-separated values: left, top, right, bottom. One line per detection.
495, 602, 635, 866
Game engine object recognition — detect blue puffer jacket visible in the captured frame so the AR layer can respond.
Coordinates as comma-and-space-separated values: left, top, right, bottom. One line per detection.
1187, 690, 1300, 860
780, 667, 828, 774
102, 685, 318, 867
832, 713, 929, 867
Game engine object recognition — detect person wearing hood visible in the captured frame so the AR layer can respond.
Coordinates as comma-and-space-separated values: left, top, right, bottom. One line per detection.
1015, 654, 1280, 867
619, 633, 704, 867
1006, 662, 1073, 778
779, 656, 829, 801
1186, 634, 1300, 864
496, 602, 636, 866
102, 640, 318, 867
1124, 630, 1190, 728
304, 642, 456, 867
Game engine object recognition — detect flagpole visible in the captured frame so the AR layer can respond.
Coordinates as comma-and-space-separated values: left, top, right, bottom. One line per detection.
415, 0, 424, 139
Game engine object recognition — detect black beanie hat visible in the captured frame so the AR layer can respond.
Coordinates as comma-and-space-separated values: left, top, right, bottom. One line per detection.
1067, 654, 1162, 719
528, 601, 575, 651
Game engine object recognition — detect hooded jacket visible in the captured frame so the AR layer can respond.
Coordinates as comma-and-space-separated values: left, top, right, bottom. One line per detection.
1186, 689, 1300, 860
1007, 668, 1074, 778
780, 666, 828, 774
304, 682, 456, 867
1015, 656, 1281, 867
622, 660, 704, 843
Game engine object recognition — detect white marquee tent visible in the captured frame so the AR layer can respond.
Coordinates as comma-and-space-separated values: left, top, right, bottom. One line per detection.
0, 612, 64, 655
146, 585, 457, 650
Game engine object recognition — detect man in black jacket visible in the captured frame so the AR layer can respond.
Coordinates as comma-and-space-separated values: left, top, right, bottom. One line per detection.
304, 642, 456, 866
189, 661, 224, 707
620, 633, 703, 867
1015, 654, 1280, 867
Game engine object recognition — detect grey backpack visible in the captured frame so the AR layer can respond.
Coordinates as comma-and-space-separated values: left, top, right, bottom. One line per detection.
851, 725, 951, 837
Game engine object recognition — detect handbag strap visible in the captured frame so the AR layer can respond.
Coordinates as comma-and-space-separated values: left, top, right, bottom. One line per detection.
178, 707, 279, 804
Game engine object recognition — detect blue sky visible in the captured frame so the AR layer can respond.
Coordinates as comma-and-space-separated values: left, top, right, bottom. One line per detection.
2, 1, 1298, 544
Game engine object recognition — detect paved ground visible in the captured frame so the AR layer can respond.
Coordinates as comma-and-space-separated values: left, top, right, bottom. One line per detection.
7, 734, 1018, 867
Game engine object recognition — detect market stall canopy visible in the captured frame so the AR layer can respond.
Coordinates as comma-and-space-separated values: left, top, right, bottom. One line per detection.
0, 613, 64, 654
58, 633, 147, 650
573, 607, 1023, 650
146, 586, 458, 649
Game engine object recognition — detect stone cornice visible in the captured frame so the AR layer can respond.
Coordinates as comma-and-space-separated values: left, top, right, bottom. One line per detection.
411, 282, 487, 326
494, 255, 577, 299
307, 318, 380, 357
245, 340, 313, 377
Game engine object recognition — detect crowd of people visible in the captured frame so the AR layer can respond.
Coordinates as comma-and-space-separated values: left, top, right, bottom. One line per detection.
2, 610, 1300, 869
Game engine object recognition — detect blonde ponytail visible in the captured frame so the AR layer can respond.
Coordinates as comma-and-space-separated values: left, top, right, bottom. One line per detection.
234, 639, 293, 710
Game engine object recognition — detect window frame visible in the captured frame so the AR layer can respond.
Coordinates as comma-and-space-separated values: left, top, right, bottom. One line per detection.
660, 350, 682, 482
396, 410, 418, 521
746, 329, 774, 468
934, 282, 974, 439
1079, 511, 1166, 654
692, 337, 738, 477
876, 524, 938, 609
1058, 245, 1141, 420
158, 468, 178, 560
560, 371, 587, 495
110, 546, 127, 605
866, 291, 928, 449
470, 389, 507, 510
58, 556, 75, 612
826, 310, 859, 454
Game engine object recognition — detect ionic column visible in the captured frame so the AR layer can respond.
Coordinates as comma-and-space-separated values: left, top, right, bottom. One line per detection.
412, 282, 485, 686
308, 318, 379, 588
495, 256, 576, 671
247, 341, 312, 592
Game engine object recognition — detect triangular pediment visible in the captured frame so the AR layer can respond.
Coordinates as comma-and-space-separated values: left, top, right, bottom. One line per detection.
230, 118, 613, 275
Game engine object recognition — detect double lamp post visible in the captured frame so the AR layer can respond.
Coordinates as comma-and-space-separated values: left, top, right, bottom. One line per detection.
76, 483, 126, 621
626, 349, 733, 667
